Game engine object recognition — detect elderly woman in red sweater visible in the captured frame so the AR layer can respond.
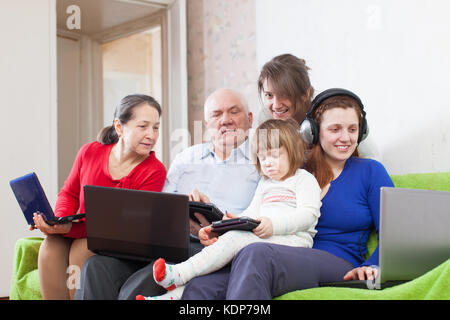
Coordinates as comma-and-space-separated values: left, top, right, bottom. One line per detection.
31, 94, 167, 300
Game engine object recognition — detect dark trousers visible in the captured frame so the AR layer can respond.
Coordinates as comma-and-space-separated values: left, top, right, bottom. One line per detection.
182, 242, 354, 300
75, 241, 204, 300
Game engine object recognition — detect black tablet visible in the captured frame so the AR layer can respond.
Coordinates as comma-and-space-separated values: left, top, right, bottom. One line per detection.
189, 201, 224, 224
211, 217, 260, 235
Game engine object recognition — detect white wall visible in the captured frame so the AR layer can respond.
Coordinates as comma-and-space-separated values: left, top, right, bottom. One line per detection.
0, 0, 57, 296
256, 0, 450, 174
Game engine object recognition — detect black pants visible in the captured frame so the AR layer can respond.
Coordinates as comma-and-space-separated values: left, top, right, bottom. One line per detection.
182, 242, 354, 300
75, 241, 204, 300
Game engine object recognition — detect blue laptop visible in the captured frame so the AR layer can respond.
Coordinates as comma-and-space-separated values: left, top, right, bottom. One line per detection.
9, 172, 84, 226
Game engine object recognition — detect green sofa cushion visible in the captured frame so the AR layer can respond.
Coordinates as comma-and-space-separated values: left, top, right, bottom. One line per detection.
277, 172, 450, 300
275, 258, 450, 300
10, 237, 43, 300
391, 172, 450, 191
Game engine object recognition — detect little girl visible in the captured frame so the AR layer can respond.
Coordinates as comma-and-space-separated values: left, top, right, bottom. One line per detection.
137, 119, 322, 300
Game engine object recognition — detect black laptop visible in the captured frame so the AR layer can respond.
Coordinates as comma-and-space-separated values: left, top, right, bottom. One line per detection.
84, 185, 190, 263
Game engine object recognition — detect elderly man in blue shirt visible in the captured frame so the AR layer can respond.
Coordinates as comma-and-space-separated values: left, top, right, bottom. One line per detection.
165, 88, 260, 237
75, 88, 260, 300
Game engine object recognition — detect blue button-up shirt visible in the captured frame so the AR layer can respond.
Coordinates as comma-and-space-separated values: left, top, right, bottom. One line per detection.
163, 139, 260, 214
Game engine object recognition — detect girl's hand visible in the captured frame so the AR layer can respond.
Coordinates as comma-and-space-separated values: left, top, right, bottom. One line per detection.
253, 217, 273, 239
343, 266, 379, 281
198, 226, 218, 246
223, 212, 238, 220
188, 189, 212, 236
32, 213, 72, 236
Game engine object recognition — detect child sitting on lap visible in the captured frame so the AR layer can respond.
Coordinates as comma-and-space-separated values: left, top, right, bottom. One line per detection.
137, 119, 322, 300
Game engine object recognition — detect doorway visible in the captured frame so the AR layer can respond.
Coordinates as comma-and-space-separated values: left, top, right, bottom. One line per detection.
102, 25, 163, 157
56, 0, 187, 189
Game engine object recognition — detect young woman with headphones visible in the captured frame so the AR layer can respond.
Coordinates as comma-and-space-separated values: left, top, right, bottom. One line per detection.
257, 53, 381, 161
181, 88, 394, 299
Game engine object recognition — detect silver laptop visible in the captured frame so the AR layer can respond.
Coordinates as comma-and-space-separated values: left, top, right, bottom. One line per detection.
84, 185, 190, 263
320, 187, 450, 289
378, 187, 450, 283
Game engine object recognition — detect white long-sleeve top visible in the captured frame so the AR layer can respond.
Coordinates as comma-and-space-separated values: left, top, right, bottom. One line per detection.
240, 168, 322, 247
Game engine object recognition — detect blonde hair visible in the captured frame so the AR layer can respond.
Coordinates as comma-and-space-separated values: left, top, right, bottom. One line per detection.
252, 119, 305, 180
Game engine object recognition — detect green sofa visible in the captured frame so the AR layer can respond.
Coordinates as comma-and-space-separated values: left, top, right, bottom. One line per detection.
10, 237, 42, 300
277, 172, 450, 300
9, 172, 450, 300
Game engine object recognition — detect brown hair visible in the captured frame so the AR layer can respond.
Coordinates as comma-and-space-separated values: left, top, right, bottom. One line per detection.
252, 119, 305, 180
305, 95, 362, 188
97, 94, 162, 145
258, 54, 314, 124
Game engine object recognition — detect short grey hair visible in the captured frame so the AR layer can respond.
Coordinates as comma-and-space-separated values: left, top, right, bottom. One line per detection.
204, 88, 250, 121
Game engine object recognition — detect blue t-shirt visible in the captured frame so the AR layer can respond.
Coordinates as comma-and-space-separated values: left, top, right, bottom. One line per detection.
312, 157, 394, 267
163, 140, 260, 214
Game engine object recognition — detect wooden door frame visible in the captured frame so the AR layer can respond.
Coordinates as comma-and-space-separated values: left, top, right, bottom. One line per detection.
64, 0, 188, 167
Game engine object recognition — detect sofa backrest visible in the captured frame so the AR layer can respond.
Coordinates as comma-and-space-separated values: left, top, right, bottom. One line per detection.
390, 172, 450, 192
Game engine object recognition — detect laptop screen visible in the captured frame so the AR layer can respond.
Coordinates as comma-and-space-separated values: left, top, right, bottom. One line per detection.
379, 187, 450, 282
84, 186, 190, 262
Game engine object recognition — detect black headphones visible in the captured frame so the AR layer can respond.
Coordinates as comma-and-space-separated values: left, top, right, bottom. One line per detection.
299, 88, 369, 145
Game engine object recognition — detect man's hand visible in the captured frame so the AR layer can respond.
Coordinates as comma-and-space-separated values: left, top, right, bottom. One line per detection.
189, 188, 211, 203
252, 217, 273, 239
188, 189, 212, 236
189, 212, 210, 237
198, 226, 219, 246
